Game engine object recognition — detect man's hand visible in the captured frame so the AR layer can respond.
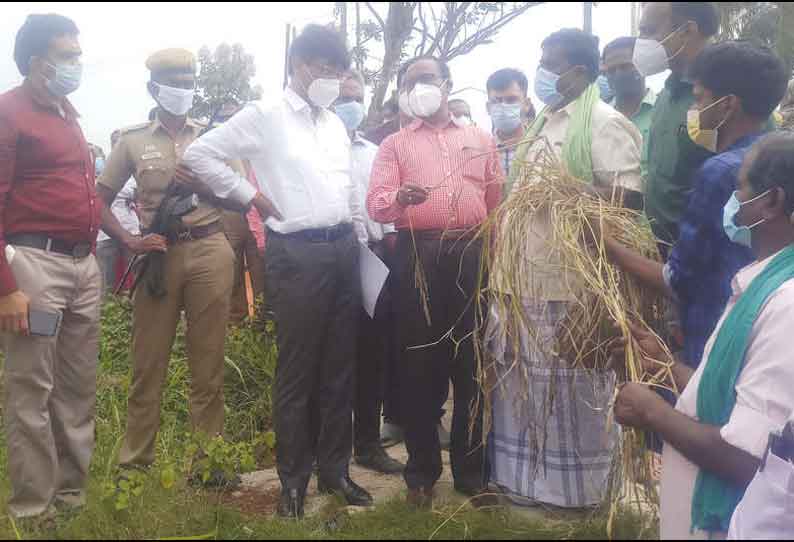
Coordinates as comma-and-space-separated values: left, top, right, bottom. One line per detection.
611, 322, 673, 376
615, 382, 669, 430
397, 183, 429, 206
0, 290, 30, 335
174, 164, 215, 199
125, 234, 168, 255
252, 193, 283, 222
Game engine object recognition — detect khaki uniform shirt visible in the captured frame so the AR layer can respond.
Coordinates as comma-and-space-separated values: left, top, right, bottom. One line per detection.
98, 117, 220, 230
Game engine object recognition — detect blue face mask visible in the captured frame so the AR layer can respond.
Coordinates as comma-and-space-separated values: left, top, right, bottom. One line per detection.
535, 66, 564, 107
723, 190, 769, 248
489, 103, 523, 135
334, 101, 365, 133
45, 61, 83, 97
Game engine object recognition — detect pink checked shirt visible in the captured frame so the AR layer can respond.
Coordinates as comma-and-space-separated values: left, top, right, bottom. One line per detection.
367, 118, 503, 231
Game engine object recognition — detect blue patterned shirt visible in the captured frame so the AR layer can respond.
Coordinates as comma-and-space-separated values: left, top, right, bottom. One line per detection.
663, 134, 759, 368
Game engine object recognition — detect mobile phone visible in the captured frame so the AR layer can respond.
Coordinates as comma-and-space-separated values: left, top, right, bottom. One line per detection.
28, 308, 63, 337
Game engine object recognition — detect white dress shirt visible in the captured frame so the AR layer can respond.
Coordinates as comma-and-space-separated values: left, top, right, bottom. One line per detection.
351, 133, 394, 243
660, 251, 794, 540
98, 178, 139, 243
182, 87, 366, 241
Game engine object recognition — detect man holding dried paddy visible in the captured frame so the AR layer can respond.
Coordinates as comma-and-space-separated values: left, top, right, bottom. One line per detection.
367, 55, 502, 507
485, 29, 643, 509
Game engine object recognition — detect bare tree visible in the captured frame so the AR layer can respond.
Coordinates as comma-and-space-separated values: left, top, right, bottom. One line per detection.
337, 2, 544, 124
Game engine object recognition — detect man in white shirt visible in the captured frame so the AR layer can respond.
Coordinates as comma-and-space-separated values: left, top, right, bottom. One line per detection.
614, 133, 794, 539
332, 71, 404, 476
182, 25, 371, 518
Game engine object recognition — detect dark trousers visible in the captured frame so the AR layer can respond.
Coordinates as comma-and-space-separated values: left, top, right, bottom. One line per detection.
266, 230, 360, 492
355, 241, 398, 453
393, 232, 488, 491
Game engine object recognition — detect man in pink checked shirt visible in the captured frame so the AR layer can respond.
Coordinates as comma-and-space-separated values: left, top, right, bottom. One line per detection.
367, 55, 503, 507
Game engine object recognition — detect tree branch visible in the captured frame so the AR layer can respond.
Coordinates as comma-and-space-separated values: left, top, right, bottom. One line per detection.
364, 1, 386, 31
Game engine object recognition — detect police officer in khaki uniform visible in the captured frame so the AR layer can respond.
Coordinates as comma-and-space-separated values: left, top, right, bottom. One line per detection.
96, 49, 235, 471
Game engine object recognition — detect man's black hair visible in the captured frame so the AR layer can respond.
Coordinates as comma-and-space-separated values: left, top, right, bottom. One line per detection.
541, 29, 600, 82
691, 41, 787, 118
486, 68, 528, 95
671, 2, 720, 38
746, 133, 794, 216
602, 37, 637, 61
14, 13, 79, 76
397, 56, 451, 88
288, 24, 350, 75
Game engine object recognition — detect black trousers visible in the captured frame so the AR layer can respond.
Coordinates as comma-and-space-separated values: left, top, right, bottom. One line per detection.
355, 241, 399, 453
266, 230, 360, 491
393, 232, 488, 491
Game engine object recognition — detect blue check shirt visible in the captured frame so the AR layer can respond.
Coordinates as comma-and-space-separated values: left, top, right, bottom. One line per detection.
663, 134, 759, 368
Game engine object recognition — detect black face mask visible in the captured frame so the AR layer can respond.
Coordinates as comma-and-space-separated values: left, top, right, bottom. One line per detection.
608, 70, 644, 99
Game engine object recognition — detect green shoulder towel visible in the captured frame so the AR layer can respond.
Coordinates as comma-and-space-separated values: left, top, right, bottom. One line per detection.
504, 83, 600, 197
692, 244, 794, 533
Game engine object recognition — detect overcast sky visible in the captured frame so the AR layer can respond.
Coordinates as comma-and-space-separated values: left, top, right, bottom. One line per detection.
0, 2, 664, 151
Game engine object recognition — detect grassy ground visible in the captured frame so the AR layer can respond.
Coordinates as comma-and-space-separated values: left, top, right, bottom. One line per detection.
0, 299, 658, 540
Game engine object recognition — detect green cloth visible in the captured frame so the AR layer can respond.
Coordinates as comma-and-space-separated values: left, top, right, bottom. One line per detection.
505, 84, 600, 196
692, 245, 794, 533
644, 75, 697, 245
612, 89, 656, 179
645, 74, 778, 246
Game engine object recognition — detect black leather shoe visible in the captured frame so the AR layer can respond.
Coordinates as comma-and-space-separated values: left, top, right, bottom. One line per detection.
355, 447, 405, 475
277, 488, 305, 519
317, 476, 374, 507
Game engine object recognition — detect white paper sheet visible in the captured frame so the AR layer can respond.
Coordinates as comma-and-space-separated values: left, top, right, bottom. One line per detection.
359, 242, 390, 318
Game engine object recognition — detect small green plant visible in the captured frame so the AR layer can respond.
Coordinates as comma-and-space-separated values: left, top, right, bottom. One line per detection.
182, 432, 274, 485
103, 469, 146, 511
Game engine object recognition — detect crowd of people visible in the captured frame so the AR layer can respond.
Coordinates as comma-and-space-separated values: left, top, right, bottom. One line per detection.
1, 2, 794, 539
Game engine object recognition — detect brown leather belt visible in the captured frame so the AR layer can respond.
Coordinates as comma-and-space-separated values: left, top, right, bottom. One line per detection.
398, 228, 479, 241
158, 221, 224, 245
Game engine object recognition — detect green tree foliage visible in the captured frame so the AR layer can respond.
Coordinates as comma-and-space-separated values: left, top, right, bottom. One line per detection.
192, 43, 264, 121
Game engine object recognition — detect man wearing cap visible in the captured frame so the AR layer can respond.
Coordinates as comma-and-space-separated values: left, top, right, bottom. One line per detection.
97, 49, 236, 478
0, 13, 101, 521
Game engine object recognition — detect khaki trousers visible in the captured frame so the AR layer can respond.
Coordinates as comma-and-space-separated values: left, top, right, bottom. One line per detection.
3, 247, 101, 518
223, 211, 265, 323
119, 232, 234, 467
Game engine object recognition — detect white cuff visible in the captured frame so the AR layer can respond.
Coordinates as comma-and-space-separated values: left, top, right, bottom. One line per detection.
228, 178, 258, 206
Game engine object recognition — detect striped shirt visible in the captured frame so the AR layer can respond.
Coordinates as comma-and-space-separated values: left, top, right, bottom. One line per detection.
367, 118, 503, 231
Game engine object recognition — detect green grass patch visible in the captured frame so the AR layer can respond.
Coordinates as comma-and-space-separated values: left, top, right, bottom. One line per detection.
0, 298, 658, 540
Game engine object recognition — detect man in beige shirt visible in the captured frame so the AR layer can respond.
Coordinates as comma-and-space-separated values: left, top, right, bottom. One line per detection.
97, 49, 235, 480
487, 28, 643, 509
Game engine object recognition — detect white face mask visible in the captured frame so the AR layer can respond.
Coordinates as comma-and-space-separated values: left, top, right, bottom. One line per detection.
307, 78, 341, 109
153, 82, 195, 116
398, 91, 413, 118
452, 115, 472, 128
632, 38, 670, 78
408, 83, 444, 118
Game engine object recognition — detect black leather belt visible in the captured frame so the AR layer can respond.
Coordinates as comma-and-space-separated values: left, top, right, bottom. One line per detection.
6, 234, 93, 259
142, 221, 224, 245
270, 223, 353, 243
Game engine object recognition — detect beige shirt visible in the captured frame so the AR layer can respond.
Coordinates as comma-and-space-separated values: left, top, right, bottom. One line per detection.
660, 252, 794, 540
494, 100, 643, 301
99, 116, 220, 230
